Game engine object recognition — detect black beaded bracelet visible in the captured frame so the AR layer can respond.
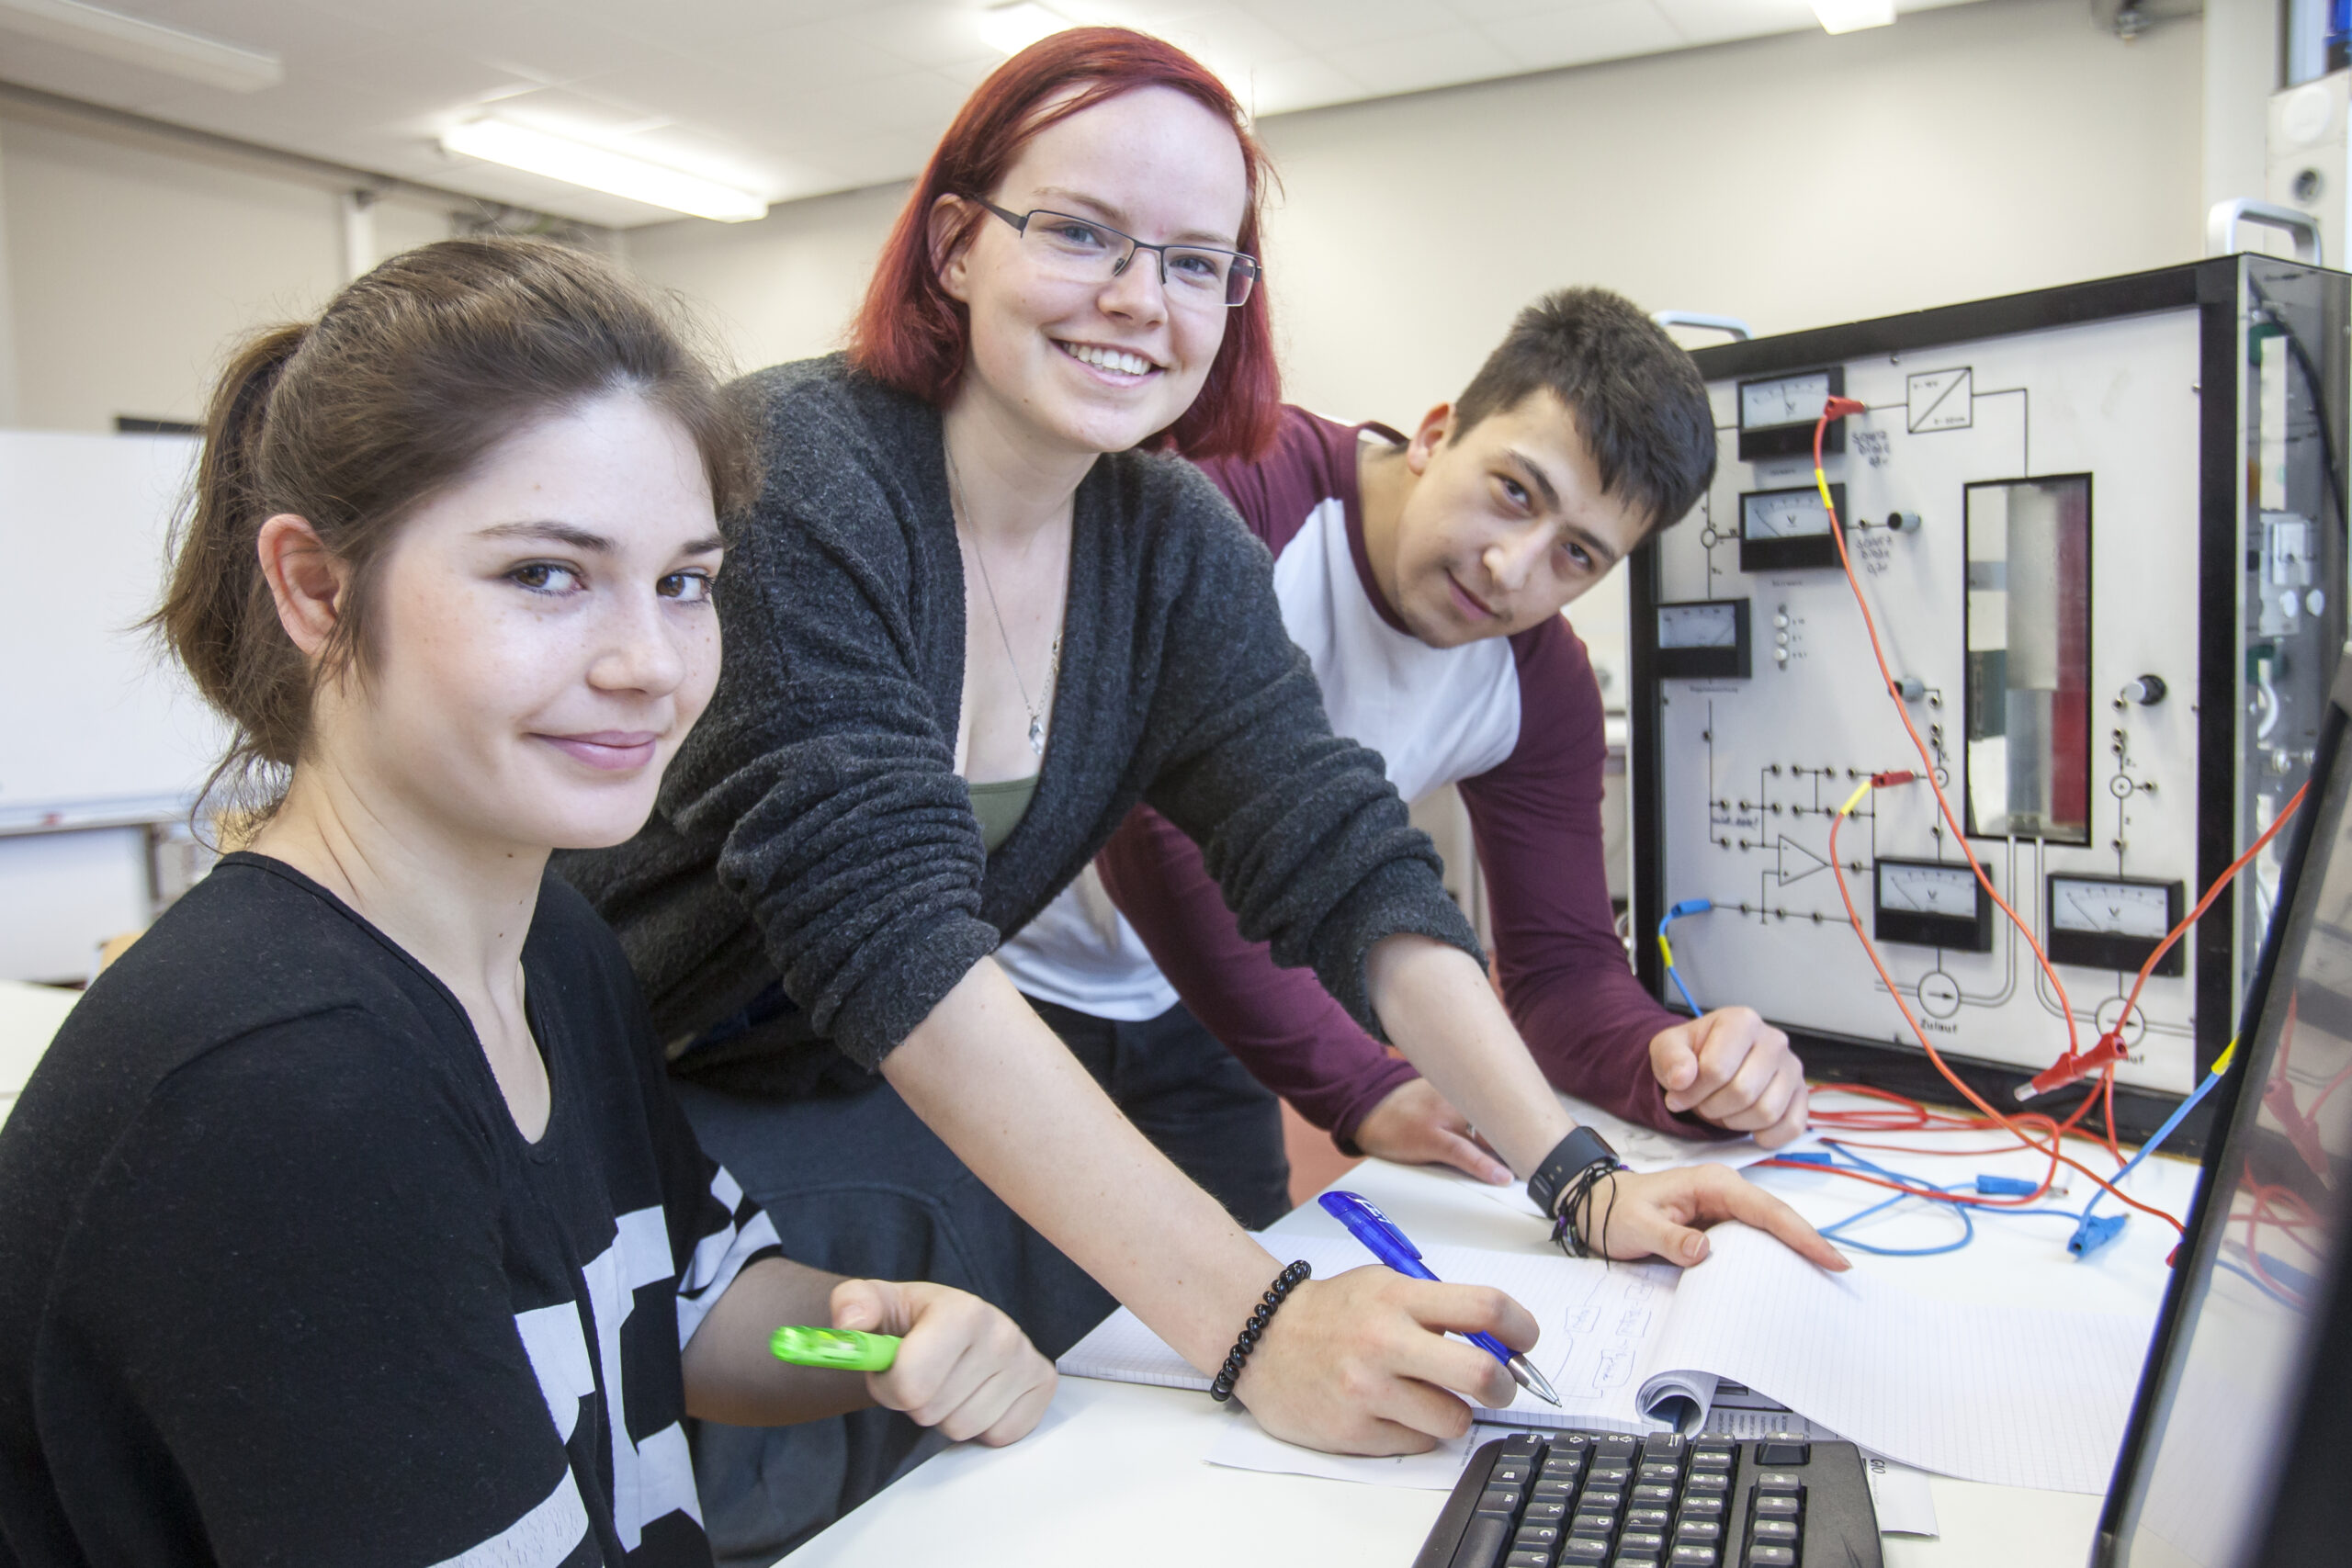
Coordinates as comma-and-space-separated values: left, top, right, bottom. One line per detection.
1208, 1259, 1312, 1403
1550, 1158, 1625, 1261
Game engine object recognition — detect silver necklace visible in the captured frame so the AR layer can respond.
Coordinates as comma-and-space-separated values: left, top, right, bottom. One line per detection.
944, 444, 1062, 758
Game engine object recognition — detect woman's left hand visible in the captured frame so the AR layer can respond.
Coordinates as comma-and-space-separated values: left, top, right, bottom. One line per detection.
1567, 1162, 1849, 1271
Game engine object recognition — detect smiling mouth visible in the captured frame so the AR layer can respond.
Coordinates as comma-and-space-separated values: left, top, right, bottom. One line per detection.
537, 731, 659, 773
1056, 339, 1163, 378
1445, 572, 1498, 621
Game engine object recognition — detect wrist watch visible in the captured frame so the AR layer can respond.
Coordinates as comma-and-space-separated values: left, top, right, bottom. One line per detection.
1527, 1125, 1622, 1219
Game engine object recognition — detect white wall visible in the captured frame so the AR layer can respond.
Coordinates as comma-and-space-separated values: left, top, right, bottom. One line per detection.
0, 110, 458, 433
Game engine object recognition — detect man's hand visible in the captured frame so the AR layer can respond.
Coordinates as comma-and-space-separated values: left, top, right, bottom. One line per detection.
832, 1278, 1057, 1446
1648, 1007, 1809, 1147
1351, 1077, 1512, 1185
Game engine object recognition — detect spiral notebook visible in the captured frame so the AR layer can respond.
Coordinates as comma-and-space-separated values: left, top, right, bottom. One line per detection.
1057, 1221, 2157, 1493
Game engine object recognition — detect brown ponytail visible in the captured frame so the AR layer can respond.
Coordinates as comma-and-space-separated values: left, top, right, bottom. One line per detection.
152, 237, 752, 818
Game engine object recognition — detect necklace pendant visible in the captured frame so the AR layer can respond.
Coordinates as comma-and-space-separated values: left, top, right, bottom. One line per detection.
1027, 715, 1046, 756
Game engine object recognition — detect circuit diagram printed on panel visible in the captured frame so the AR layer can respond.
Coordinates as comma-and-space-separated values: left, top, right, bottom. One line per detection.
1634, 259, 2351, 1118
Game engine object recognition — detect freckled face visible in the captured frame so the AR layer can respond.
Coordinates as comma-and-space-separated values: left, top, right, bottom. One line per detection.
337, 393, 725, 853
939, 85, 1250, 457
1387, 391, 1653, 650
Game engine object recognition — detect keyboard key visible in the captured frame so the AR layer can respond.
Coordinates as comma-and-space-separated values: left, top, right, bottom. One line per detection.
1670, 1547, 1718, 1567
1747, 1550, 1794, 1568
1505, 1554, 1551, 1568
1754, 1495, 1799, 1519
1571, 1513, 1616, 1539
1597, 1435, 1641, 1460
1477, 1488, 1524, 1517
1516, 1524, 1563, 1552
1632, 1484, 1677, 1506
1756, 1441, 1811, 1467
1751, 1520, 1799, 1543
1560, 1540, 1610, 1564
1679, 1495, 1724, 1519
1755, 1472, 1802, 1495
1690, 1448, 1734, 1471
1493, 1461, 1535, 1488
1683, 1472, 1729, 1495
1619, 1530, 1666, 1554
1532, 1480, 1577, 1504
1553, 1434, 1595, 1451
1674, 1520, 1722, 1544
1639, 1463, 1683, 1484
1580, 1489, 1625, 1512
1453, 1515, 1512, 1568
1624, 1508, 1672, 1530
1589, 1465, 1634, 1487
1502, 1433, 1545, 1458
1610, 1556, 1660, 1568
1643, 1432, 1687, 1457
1522, 1501, 1568, 1527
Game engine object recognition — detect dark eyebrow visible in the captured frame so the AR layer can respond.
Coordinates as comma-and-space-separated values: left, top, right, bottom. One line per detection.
478, 521, 725, 560
477, 521, 616, 552
1500, 450, 1621, 569
1031, 186, 1238, 250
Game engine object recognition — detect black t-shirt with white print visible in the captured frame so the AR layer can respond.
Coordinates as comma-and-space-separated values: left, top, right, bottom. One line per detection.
0, 853, 782, 1567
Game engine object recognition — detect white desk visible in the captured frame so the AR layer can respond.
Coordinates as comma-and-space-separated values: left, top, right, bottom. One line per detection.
0, 977, 78, 1123
782, 1113, 2199, 1567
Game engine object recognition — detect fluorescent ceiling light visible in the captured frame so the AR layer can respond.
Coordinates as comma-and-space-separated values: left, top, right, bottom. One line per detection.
1811, 0, 1895, 31
977, 1, 1071, 55
441, 120, 769, 223
0, 0, 281, 92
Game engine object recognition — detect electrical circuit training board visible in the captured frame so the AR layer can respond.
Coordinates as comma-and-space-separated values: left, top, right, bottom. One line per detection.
1631, 257, 2352, 1143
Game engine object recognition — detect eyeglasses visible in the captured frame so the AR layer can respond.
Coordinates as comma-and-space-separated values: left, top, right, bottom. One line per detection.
973, 198, 1260, 309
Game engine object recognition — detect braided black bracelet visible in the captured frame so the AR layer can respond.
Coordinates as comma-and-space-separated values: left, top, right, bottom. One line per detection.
1549, 1159, 1625, 1261
1209, 1259, 1312, 1403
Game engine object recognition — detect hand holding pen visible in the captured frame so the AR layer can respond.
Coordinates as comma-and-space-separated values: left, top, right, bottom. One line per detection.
1319, 1190, 1562, 1406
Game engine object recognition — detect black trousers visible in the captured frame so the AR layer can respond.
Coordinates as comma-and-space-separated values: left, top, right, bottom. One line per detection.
679, 997, 1291, 1567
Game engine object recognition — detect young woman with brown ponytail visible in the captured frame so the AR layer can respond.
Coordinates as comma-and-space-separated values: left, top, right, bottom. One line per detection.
0, 237, 1054, 1568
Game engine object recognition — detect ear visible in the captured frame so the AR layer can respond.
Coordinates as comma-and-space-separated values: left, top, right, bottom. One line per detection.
255, 513, 348, 660
1403, 402, 1455, 477
930, 193, 978, 305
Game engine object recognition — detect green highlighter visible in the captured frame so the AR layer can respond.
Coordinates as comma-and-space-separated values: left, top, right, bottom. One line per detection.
769, 1325, 899, 1372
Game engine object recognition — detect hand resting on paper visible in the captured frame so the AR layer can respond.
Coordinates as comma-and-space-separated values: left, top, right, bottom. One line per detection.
1233, 1265, 1538, 1454
1569, 1162, 1849, 1273
1352, 1077, 1515, 1186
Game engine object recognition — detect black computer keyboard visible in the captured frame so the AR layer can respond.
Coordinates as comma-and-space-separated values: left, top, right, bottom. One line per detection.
1410, 1429, 1883, 1568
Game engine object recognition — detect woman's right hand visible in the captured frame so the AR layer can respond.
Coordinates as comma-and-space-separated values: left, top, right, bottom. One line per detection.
1230, 1266, 1539, 1454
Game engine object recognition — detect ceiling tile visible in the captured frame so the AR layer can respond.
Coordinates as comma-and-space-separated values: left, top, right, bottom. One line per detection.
1484, 0, 1684, 72
831, 1, 1003, 73
1648, 0, 1818, 44
1233, 52, 1364, 117
1323, 26, 1520, 97
426, 6, 666, 87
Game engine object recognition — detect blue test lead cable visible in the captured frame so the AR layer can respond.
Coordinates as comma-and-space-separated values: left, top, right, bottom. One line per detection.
1317, 1190, 1561, 1405
1657, 898, 1713, 1016
2067, 1041, 2237, 1260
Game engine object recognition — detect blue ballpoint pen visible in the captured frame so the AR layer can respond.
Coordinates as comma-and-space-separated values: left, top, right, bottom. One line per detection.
1318, 1190, 1561, 1406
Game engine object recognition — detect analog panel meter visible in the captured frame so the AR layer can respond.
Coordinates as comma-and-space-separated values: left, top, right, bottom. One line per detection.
1739, 484, 1847, 574
2047, 874, 2186, 976
1736, 367, 1846, 460
1654, 599, 1750, 680
1873, 857, 1995, 952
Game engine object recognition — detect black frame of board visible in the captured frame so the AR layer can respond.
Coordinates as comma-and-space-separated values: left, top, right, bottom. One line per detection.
1628, 257, 2345, 1152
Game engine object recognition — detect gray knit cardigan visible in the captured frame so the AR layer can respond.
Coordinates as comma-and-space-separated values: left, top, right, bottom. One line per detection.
559, 355, 1478, 1087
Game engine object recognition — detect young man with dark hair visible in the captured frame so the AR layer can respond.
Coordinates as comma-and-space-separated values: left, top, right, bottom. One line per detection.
998, 287, 1807, 1190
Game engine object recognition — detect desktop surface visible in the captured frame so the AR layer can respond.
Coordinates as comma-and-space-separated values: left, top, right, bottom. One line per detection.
779, 1134, 2197, 1568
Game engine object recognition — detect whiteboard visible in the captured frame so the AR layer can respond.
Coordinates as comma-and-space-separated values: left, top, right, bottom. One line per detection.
0, 432, 228, 824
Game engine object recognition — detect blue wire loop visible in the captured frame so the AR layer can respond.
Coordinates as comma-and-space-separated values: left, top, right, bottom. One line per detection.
1657, 899, 1714, 1018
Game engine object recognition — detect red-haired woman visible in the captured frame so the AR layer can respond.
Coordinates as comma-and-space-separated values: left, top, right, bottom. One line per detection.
564, 27, 1837, 1556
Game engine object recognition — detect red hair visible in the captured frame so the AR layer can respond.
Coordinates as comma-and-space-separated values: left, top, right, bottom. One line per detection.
847, 27, 1278, 461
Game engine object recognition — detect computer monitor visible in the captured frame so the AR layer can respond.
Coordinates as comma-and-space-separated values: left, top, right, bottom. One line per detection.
2096, 649, 2352, 1567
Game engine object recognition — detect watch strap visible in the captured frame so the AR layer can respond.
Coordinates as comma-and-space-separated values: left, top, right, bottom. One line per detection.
1527, 1125, 1622, 1218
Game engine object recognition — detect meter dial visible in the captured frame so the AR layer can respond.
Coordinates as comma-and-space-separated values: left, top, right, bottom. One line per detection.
1659, 604, 1740, 647
1739, 485, 1847, 572
2047, 874, 2185, 976
1740, 371, 1834, 431
1874, 858, 1995, 951
1736, 366, 1846, 459
1654, 599, 1750, 680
